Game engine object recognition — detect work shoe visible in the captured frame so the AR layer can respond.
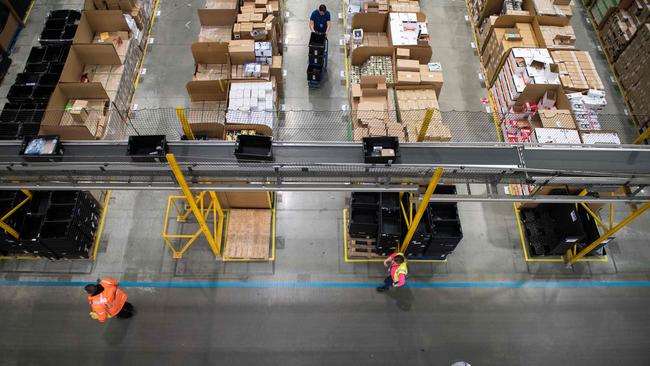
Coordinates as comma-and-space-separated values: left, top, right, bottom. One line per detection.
376, 286, 388, 292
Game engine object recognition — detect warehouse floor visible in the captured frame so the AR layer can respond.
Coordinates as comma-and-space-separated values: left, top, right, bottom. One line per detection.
1, 1, 650, 365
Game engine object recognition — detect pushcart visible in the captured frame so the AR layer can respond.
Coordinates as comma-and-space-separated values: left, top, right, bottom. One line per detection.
307, 32, 328, 88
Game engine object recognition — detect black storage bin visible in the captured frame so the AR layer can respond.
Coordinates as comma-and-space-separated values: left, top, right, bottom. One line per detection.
39, 73, 60, 86
7, 85, 34, 103
24, 63, 48, 73
351, 192, 380, 209
309, 32, 326, 46
234, 134, 273, 161
309, 55, 325, 66
48, 63, 66, 74
378, 212, 401, 250
127, 135, 168, 162
349, 208, 379, 237
0, 104, 19, 122
428, 202, 459, 221
0, 123, 21, 140
50, 191, 79, 205
20, 135, 63, 161
307, 65, 323, 82
434, 184, 457, 195
380, 192, 400, 214
362, 136, 400, 164
430, 220, 463, 246
49, 10, 81, 20
26, 48, 46, 64
15, 73, 40, 85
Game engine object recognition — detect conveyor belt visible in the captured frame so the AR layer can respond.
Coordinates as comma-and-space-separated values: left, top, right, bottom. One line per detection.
0, 141, 648, 190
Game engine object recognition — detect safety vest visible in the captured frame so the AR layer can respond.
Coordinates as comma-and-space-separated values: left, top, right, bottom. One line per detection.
88, 278, 128, 323
391, 254, 408, 284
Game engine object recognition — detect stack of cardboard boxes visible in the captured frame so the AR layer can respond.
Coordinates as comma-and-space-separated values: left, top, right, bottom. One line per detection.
389, 0, 421, 12
551, 50, 604, 91
482, 22, 539, 83
388, 12, 429, 46
351, 76, 394, 140
226, 81, 276, 134
600, 0, 650, 59
364, 0, 390, 13
535, 22, 576, 50
396, 89, 451, 141
616, 23, 650, 122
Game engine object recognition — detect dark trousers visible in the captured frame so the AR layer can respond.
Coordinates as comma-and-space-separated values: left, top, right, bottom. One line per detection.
381, 276, 393, 289
116, 302, 134, 319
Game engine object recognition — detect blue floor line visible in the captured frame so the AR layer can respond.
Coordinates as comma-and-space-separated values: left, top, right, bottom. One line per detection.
0, 280, 650, 288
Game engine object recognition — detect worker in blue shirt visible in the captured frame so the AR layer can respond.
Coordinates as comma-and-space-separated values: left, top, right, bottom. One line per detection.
309, 4, 331, 35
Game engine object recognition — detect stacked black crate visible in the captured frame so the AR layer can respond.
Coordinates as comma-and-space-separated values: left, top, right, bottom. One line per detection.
425, 185, 463, 257
0, 190, 101, 259
349, 192, 380, 239
401, 192, 433, 258
307, 33, 327, 86
0, 190, 29, 256
40, 191, 101, 259
521, 203, 602, 257
377, 193, 401, 256
0, 10, 80, 140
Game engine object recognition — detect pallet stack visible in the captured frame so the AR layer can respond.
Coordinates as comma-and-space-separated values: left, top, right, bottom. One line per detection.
0, 10, 80, 140
615, 23, 650, 120
347, 188, 463, 259
0, 190, 102, 259
597, 0, 650, 124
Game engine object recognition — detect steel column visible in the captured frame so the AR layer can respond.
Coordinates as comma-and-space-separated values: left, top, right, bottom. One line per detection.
399, 168, 444, 253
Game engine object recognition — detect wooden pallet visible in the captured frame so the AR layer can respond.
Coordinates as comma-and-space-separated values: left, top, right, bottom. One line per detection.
224, 209, 272, 260
347, 237, 384, 259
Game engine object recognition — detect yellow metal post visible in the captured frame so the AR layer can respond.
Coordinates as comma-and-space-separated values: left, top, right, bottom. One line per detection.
399, 168, 444, 253
416, 109, 434, 142
633, 127, 650, 144
577, 189, 609, 230
609, 192, 614, 229
176, 107, 195, 140
166, 153, 219, 257
567, 202, 650, 265
208, 191, 225, 256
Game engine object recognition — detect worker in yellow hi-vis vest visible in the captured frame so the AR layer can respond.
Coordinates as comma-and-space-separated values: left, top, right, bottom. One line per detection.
377, 253, 408, 292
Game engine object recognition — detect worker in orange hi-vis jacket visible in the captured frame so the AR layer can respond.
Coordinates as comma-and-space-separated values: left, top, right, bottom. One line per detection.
84, 278, 134, 324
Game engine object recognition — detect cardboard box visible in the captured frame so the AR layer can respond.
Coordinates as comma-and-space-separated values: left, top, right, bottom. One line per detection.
397, 71, 421, 84
228, 40, 256, 64
539, 109, 576, 129
70, 100, 89, 123
74, 10, 131, 51
41, 84, 110, 140
396, 48, 410, 59
396, 59, 420, 71
418, 64, 444, 96
199, 0, 239, 26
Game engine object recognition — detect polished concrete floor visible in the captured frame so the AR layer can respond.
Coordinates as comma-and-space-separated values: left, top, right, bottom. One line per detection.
1, 1, 650, 365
